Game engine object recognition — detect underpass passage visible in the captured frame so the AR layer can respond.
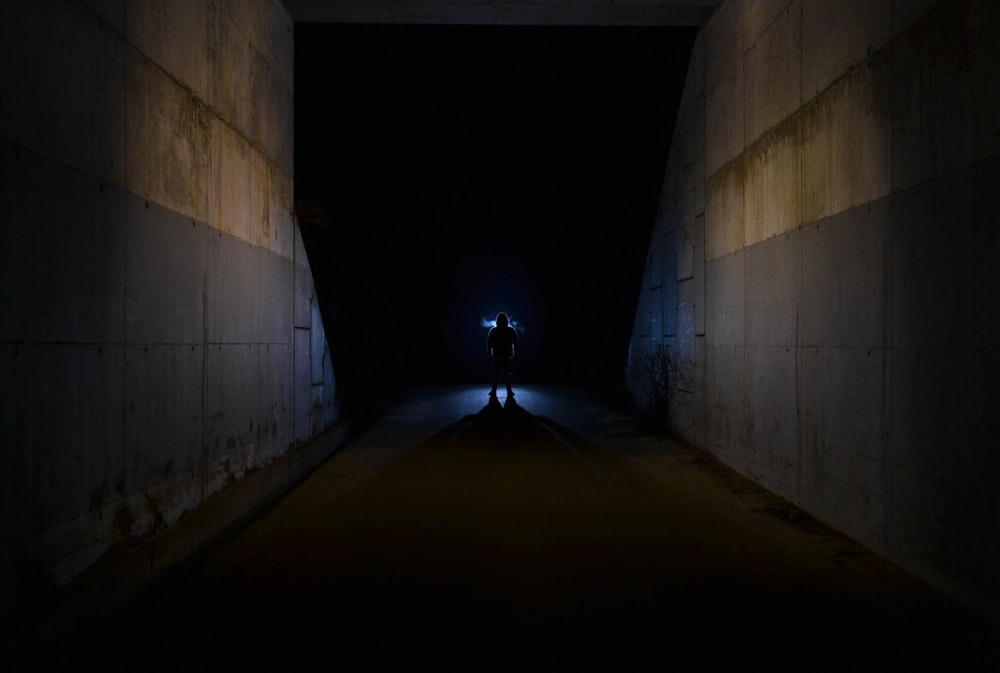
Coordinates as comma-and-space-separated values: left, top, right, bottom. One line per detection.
56, 387, 1000, 670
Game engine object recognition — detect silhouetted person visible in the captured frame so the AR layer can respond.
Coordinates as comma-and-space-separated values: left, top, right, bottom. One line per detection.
487, 312, 519, 397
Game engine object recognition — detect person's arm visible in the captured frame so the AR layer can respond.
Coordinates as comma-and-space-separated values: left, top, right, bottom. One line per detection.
511, 328, 519, 357
487, 328, 494, 357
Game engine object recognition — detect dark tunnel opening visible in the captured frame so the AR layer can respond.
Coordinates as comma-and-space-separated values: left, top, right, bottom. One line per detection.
293, 23, 697, 434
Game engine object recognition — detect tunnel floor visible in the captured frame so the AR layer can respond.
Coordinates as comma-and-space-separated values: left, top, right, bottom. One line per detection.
43, 386, 1000, 670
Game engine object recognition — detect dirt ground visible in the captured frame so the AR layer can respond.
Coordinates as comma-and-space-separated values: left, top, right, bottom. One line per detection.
26, 386, 1000, 671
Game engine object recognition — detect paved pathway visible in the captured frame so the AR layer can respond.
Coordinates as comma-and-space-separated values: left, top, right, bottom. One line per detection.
54, 386, 1000, 670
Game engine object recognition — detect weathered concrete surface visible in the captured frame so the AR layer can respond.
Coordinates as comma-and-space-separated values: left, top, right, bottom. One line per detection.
16, 386, 1000, 670
627, 0, 1000, 625
1, 0, 342, 622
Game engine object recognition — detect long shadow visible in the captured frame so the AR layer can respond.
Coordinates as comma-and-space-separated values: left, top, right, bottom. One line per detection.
421, 394, 593, 453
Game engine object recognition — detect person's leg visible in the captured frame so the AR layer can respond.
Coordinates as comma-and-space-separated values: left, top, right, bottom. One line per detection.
504, 359, 513, 395
490, 358, 498, 396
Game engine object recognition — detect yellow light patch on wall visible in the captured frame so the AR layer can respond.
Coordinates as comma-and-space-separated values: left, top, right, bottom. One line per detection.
744, 117, 801, 248
705, 158, 745, 260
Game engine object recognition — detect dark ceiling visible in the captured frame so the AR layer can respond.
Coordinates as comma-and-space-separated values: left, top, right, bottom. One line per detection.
282, 0, 720, 26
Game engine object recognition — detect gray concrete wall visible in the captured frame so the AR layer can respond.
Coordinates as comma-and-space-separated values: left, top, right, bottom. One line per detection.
627, 0, 1000, 622
1, 0, 342, 614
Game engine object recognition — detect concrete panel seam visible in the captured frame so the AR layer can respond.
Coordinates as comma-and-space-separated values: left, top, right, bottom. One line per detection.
119, 32, 290, 210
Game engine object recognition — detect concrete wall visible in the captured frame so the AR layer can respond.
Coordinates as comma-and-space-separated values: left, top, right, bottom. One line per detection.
1, 0, 342, 615
627, 0, 1000, 622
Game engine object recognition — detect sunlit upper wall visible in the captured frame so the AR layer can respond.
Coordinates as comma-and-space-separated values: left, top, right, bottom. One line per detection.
282, 0, 721, 25
701, 0, 943, 260
61, 0, 298, 258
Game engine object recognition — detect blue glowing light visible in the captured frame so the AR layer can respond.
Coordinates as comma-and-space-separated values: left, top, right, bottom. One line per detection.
481, 316, 523, 331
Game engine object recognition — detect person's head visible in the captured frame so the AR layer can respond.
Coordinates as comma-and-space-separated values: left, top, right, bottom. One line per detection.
495, 312, 509, 328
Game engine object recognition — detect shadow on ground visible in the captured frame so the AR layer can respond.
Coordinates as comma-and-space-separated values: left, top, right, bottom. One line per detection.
33, 391, 1000, 672
429, 394, 583, 448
